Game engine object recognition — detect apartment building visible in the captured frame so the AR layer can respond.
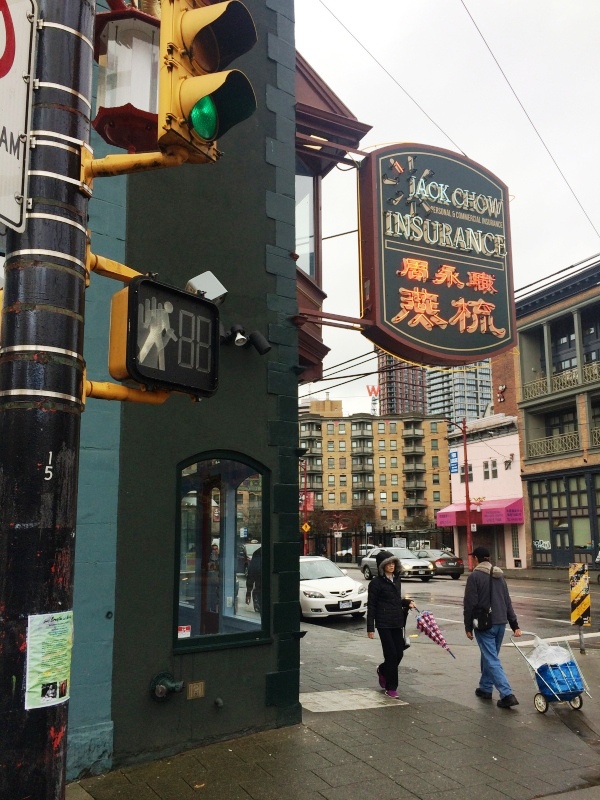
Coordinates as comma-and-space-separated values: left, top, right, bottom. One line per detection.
299, 399, 451, 548
427, 361, 493, 423
377, 351, 427, 414
507, 256, 600, 568
376, 349, 492, 423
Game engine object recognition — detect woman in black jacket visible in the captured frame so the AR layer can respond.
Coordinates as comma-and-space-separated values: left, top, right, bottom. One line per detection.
367, 550, 414, 698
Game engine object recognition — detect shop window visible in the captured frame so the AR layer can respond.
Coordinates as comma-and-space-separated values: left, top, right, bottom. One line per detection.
176, 454, 268, 649
511, 525, 519, 558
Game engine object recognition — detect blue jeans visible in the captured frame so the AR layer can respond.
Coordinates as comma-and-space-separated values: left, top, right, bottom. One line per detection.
474, 624, 513, 698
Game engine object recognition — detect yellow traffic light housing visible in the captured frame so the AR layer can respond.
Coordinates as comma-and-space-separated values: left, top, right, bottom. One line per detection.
158, 0, 257, 163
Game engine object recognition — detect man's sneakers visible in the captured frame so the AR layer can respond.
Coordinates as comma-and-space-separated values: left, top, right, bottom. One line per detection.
384, 690, 400, 699
497, 694, 519, 708
377, 667, 386, 690
475, 688, 492, 699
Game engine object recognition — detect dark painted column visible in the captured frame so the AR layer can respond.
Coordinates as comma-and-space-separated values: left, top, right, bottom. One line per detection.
0, 1, 94, 797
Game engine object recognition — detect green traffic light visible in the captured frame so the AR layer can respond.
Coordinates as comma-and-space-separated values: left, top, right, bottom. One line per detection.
190, 95, 218, 141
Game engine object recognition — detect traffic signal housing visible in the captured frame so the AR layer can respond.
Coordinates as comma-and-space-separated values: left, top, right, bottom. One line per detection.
109, 276, 219, 397
158, 0, 257, 163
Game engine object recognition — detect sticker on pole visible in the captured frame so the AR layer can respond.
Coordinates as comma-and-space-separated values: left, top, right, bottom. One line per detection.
0, 0, 38, 232
569, 563, 590, 627
25, 610, 73, 709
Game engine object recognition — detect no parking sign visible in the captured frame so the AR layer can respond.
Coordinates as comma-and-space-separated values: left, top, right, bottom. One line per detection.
0, 0, 38, 231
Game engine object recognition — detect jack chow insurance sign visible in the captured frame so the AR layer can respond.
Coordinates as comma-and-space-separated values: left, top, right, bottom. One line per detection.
359, 143, 516, 366
0, 0, 38, 232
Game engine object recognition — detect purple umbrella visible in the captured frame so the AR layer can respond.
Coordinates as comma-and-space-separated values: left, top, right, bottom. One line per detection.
416, 610, 456, 658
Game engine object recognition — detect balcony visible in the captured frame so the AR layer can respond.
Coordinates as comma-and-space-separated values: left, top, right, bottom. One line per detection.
305, 462, 322, 473
351, 444, 373, 455
522, 363, 600, 402
404, 498, 427, 508
527, 431, 581, 459
351, 432, 373, 443
402, 428, 424, 438
352, 479, 375, 491
403, 463, 426, 474
351, 461, 374, 473
402, 445, 425, 456
300, 425, 322, 437
403, 479, 426, 490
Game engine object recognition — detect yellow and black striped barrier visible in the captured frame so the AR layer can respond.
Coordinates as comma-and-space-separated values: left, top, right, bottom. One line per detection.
569, 563, 590, 627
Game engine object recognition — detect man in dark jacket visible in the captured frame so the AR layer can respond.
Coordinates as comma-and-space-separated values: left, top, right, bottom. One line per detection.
367, 550, 414, 699
463, 546, 522, 708
245, 547, 262, 612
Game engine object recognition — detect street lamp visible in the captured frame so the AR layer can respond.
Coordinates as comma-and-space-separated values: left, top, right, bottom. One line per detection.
446, 417, 474, 570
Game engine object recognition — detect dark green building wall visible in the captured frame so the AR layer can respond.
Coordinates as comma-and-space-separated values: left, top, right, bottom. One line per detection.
68, 0, 299, 778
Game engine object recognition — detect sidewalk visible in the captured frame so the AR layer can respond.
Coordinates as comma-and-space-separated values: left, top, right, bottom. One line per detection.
69, 613, 600, 800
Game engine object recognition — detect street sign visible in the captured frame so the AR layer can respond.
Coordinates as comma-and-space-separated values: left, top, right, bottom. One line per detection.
0, 0, 38, 232
301, 522, 310, 533
449, 450, 459, 474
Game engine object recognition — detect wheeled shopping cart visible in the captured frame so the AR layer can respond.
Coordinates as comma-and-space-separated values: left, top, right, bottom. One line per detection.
511, 631, 592, 714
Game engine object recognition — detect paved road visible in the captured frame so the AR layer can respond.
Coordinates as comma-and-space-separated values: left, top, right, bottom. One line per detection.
71, 572, 600, 800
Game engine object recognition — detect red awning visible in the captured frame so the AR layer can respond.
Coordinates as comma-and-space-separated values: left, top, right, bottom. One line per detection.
436, 497, 524, 527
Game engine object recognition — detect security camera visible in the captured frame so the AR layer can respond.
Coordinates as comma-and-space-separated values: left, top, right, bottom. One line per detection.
185, 271, 227, 304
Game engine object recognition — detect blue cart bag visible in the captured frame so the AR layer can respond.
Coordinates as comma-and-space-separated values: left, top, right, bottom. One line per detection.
535, 660, 583, 699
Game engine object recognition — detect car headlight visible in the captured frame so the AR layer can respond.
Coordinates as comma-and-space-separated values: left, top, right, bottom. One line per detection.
358, 585, 367, 594
427, 563, 434, 570
302, 590, 325, 599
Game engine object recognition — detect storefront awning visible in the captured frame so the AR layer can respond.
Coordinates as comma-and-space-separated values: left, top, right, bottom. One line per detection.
436, 497, 524, 527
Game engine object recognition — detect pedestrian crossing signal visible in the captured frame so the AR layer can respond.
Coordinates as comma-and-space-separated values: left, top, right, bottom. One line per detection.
109, 276, 219, 397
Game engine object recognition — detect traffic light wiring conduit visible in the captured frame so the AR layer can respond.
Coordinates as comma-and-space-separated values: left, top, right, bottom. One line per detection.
85, 380, 170, 404
81, 145, 190, 189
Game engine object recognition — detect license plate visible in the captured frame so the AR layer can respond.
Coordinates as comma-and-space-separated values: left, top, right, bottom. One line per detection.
417, 570, 426, 574
447, 562, 456, 566
339, 600, 352, 609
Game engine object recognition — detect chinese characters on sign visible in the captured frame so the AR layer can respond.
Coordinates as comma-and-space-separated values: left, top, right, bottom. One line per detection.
359, 144, 516, 366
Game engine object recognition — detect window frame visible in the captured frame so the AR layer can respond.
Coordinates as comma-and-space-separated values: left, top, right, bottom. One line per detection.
174, 450, 271, 653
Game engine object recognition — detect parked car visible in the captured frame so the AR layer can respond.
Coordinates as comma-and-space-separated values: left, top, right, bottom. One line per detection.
360, 547, 434, 581
299, 556, 367, 619
412, 549, 464, 579
334, 545, 375, 562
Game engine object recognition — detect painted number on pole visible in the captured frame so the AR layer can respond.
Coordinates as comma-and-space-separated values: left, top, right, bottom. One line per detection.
569, 563, 590, 627
0, 0, 38, 232
44, 451, 53, 480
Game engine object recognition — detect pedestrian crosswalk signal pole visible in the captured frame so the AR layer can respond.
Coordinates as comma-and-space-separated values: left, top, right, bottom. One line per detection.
0, 2, 95, 798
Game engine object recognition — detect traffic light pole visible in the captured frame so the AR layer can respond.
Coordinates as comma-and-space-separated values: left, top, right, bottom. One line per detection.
0, 2, 94, 798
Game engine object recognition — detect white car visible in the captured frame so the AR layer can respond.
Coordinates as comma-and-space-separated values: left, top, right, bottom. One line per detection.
299, 556, 367, 619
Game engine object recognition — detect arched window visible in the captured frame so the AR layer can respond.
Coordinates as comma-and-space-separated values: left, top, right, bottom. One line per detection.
176, 453, 269, 650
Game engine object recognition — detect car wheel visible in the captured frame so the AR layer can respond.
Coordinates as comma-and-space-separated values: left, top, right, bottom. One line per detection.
351, 611, 366, 619
451, 574, 460, 580
420, 576, 431, 582
363, 566, 372, 580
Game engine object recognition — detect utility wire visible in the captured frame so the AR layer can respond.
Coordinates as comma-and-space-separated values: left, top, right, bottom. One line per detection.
460, 0, 600, 241
316, 0, 467, 156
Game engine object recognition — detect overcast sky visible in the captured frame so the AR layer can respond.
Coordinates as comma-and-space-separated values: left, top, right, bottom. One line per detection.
295, 0, 600, 414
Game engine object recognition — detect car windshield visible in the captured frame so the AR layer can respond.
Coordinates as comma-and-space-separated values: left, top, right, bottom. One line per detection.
384, 548, 417, 559
300, 559, 345, 580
